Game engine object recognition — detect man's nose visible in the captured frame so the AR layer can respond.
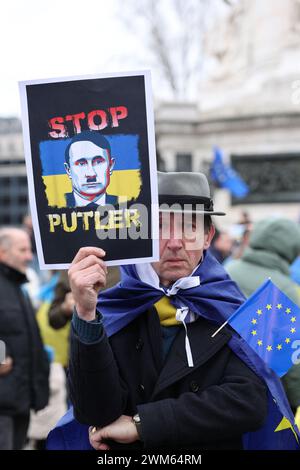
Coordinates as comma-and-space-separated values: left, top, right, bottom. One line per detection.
85, 162, 96, 176
167, 231, 183, 250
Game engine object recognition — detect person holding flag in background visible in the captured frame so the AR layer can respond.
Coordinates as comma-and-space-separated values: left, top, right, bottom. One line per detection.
48, 172, 299, 450
210, 146, 249, 199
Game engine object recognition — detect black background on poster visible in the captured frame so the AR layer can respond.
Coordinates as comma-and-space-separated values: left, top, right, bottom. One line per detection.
26, 75, 153, 265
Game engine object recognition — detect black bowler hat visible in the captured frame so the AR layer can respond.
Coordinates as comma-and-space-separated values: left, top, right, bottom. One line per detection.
158, 171, 225, 216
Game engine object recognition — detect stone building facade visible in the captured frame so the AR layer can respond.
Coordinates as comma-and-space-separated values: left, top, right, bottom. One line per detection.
0, 118, 28, 225
156, 0, 300, 227
155, 104, 300, 226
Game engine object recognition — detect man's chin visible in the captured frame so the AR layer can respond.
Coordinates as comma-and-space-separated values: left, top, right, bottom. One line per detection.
78, 188, 104, 198
17, 266, 27, 274
163, 267, 191, 283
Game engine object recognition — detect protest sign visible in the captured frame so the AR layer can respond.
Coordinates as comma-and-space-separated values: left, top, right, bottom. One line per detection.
19, 71, 158, 269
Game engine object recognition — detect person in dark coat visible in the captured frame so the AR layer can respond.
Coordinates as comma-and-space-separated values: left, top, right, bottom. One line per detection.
64, 171, 271, 451
0, 227, 49, 449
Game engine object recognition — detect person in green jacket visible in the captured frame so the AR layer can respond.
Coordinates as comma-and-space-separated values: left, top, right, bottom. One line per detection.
226, 217, 300, 413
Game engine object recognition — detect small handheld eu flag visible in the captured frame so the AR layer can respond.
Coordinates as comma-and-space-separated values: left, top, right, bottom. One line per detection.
217, 279, 300, 377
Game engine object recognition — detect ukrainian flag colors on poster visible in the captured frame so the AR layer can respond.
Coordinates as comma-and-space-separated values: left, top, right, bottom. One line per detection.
40, 135, 141, 207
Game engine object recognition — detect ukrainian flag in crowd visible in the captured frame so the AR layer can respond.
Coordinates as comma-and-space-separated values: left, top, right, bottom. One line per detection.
40, 134, 141, 207
36, 274, 70, 368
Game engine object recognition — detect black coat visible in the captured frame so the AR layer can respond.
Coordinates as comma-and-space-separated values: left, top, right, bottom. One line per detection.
69, 307, 268, 450
0, 263, 49, 415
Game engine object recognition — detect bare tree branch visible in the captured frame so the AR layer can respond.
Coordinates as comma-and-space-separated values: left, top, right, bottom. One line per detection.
117, 0, 220, 100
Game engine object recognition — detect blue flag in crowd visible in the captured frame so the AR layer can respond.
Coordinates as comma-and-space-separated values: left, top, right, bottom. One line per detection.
210, 146, 249, 198
228, 279, 300, 377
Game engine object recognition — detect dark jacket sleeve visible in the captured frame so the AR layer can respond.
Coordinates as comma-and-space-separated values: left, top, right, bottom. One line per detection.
68, 326, 128, 427
137, 351, 268, 448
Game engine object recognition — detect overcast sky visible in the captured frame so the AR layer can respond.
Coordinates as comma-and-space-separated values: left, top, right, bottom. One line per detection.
1, 0, 229, 118
0, 0, 150, 117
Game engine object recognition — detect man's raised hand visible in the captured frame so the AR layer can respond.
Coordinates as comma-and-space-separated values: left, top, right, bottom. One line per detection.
68, 247, 107, 321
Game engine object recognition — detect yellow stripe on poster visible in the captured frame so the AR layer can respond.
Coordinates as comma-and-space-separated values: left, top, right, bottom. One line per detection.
43, 169, 141, 208
42, 174, 72, 208
109, 169, 141, 201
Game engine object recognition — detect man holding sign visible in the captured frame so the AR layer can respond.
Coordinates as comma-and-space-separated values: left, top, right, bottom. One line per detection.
66, 171, 274, 450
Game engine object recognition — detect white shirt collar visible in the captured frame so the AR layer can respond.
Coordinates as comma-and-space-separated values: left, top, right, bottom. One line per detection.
74, 191, 106, 207
135, 262, 201, 296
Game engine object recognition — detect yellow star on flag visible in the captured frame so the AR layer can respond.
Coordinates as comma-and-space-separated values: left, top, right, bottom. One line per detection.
267, 345, 272, 351
276, 304, 282, 309
291, 317, 296, 323
286, 308, 291, 314
257, 309, 263, 315
290, 327, 296, 334
275, 417, 299, 443
251, 330, 257, 336
266, 304, 272, 310
251, 318, 257, 325
285, 338, 291, 344
257, 340, 263, 346
276, 344, 282, 350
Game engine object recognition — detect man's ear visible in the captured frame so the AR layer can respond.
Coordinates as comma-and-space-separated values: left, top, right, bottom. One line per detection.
109, 157, 115, 175
203, 224, 215, 250
64, 162, 71, 178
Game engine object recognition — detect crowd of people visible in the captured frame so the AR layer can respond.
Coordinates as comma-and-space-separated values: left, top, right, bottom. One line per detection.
0, 171, 300, 450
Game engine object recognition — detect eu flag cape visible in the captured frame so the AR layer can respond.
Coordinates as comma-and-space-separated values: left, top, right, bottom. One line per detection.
47, 252, 299, 450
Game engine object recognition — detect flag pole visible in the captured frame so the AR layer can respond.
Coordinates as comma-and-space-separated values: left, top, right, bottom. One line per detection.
211, 320, 229, 338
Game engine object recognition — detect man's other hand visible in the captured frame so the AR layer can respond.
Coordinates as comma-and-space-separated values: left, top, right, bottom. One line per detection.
0, 356, 13, 376
89, 415, 139, 451
68, 247, 107, 321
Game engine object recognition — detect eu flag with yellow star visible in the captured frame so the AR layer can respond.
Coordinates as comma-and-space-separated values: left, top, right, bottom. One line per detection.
228, 279, 300, 377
